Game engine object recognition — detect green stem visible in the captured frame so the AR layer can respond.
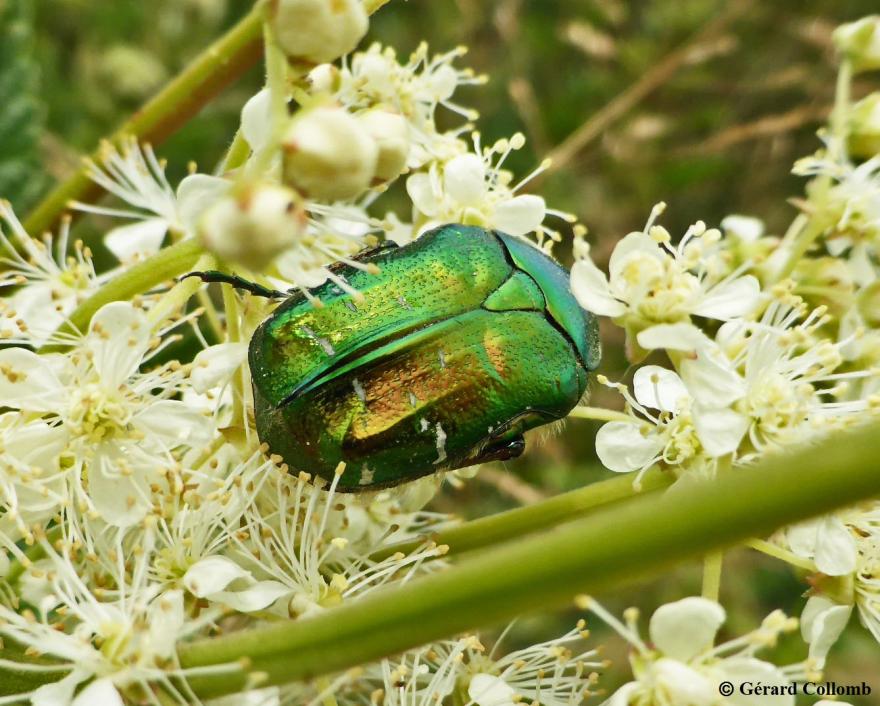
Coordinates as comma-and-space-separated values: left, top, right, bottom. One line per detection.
40, 238, 203, 352
179, 419, 880, 697
701, 552, 723, 601
23, 7, 264, 237
373, 467, 671, 561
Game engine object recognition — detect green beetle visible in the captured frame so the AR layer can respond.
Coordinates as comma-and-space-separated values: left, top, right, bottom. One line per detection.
188, 224, 600, 491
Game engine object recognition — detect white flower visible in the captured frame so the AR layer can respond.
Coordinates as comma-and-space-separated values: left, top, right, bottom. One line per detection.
785, 516, 858, 576
637, 298, 879, 464
800, 595, 852, 667
270, 0, 368, 64
198, 181, 308, 270
0, 301, 211, 529
407, 133, 564, 245
571, 210, 760, 345
281, 106, 378, 202
0, 203, 106, 344
586, 596, 809, 706
594, 367, 708, 484
73, 138, 230, 262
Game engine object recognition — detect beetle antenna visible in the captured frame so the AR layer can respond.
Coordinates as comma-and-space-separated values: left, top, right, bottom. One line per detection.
179, 271, 289, 299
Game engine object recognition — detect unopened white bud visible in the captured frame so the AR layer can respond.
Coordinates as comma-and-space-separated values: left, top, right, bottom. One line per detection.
282, 107, 378, 201
270, 0, 368, 64
357, 109, 411, 182
308, 64, 341, 94
198, 182, 306, 270
849, 92, 880, 158
833, 16, 880, 73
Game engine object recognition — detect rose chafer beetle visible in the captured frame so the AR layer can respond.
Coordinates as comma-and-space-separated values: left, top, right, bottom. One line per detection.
188, 224, 600, 491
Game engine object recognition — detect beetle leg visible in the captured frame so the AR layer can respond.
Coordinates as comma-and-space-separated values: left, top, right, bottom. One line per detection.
471, 435, 526, 464
180, 271, 289, 299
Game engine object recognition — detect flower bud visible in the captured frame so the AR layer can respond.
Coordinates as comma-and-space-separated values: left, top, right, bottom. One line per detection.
198, 182, 306, 270
281, 107, 378, 201
357, 109, 411, 182
270, 0, 368, 64
833, 16, 880, 73
308, 64, 341, 94
848, 92, 880, 158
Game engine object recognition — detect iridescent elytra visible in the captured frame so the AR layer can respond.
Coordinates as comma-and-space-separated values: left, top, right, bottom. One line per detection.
187, 224, 600, 491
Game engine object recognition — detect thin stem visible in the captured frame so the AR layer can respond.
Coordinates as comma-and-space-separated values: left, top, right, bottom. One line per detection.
40, 238, 204, 353
217, 130, 252, 175
221, 283, 245, 428
747, 538, 818, 573
569, 406, 633, 423
147, 254, 216, 330
23, 6, 264, 237
701, 552, 723, 601
179, 418, 880, 697
372, 467, 672, 561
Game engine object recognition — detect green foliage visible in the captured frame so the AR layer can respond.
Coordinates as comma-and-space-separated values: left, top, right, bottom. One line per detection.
0, 0, 46, 212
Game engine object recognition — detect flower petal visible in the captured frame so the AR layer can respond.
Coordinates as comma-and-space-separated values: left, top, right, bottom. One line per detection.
679, 353, 745, 409
406, 172, 440, 217
693, 275, 761, 320
491, 194, 545, 236
443, 154, 487, 207
191, 342, 248, 393
177, 173, 230, 234
85, 302, 150, 388
649, 596, 725, 661
570, 259, 626, 317
133, 399, 211, 446
0, 347, 63, 412
184, 555, 251, 597
468, 673, 517, 706
72, 679, 124, 706
608, 231, 662, 283
633, 365, 688, 412
104, 218, 168, 263
813, 515, 857, 576
32, 670, 89, 706
693, 407, 749, 457
717, 658, 794, 706
801, 595, 852, 664
148, 590, 185, 659
637, 323, 713, 352
241, 89, 273, 153
596, 421, 664, 473
212, 580, 290, 612
88, 446, 153, 527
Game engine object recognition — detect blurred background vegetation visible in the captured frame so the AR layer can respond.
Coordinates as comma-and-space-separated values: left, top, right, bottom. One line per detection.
2, 0, 878, 701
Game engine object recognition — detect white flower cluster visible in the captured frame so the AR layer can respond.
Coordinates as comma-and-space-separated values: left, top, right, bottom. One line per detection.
569, 13, 880, 672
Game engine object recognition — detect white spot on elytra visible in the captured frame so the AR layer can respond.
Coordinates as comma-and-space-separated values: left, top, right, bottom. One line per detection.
344, 299, 358, 313
352, 378, 366, 402
434, 423, 447, 464
359, 465, 374, 486
408, 391, 418, 408
419, 417, 429, 431
300, 325, 335, 356
397, 295, 413, 310
438, 350, 446, 369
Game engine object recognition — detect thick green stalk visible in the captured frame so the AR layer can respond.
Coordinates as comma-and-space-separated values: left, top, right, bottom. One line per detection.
40, 238, 203, 352
374, 467, 671, 560
179, 420, 880, 697
23, 7, 264, 237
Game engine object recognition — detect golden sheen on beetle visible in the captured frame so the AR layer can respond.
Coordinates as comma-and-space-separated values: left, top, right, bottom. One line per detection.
188, 224, 600, 491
